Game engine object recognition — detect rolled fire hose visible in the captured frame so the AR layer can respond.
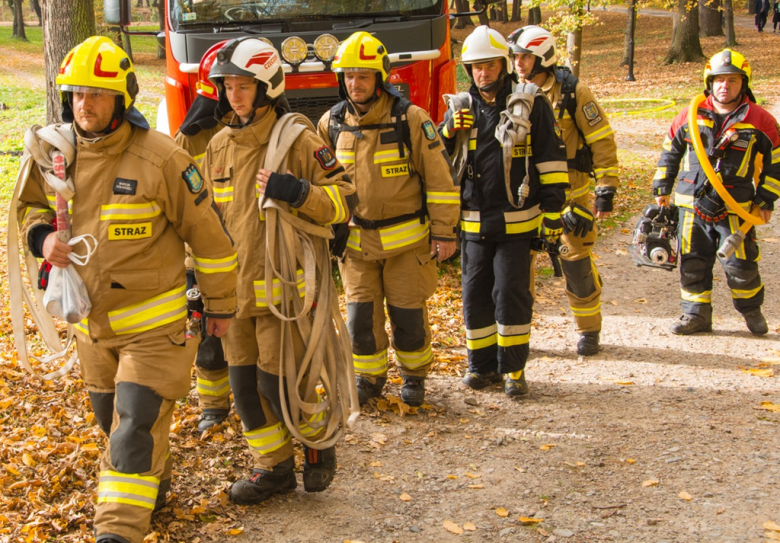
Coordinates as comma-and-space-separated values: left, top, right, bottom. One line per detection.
496, 82, 539, 209
687, 94, 765, 259
442, 92, 472, 183
8, 124, 79, 380
260, 112, 359, 449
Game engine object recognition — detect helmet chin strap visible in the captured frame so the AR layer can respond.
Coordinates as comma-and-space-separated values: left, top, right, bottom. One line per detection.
478, 77, 502, 94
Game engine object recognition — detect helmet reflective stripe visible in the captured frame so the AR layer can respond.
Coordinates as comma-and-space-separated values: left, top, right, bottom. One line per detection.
197, 40, 229, 101
461, 25, 512, 76
507, 25, 557, 69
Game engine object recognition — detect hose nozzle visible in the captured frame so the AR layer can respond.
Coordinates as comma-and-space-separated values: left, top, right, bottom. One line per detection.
717, 230, 746, 259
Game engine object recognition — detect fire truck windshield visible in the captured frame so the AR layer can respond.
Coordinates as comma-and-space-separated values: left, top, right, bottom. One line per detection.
172, 0, 443, 26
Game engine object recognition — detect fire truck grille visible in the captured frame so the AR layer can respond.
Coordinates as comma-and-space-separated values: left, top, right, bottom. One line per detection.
287, 96, 342, 125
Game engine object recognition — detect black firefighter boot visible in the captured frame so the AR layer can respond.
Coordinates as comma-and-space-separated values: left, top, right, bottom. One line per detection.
670, 314, 712, 335
303, 445, 336, 492
743, 309, 768, 335
401, 377, 425, 407
356, 375, 387, 405
229, 457, 297, 505
198, 408, 230, 433
577, 332, 600, 356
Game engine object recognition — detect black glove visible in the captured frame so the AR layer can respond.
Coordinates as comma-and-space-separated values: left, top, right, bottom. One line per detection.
594, 186, 616, 213
561, 203, 595, 237
329, 222, 350, 258
265, 172, 308, 206
753, 193, 774, 211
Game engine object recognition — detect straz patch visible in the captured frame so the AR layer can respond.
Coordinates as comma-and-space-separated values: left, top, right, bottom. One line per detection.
582, 101, 599, 120
314, 146, 337, 170
381, 164, 410, 177
512, 145, 532, 158
182, 164, 204, 193
109, 222, 152, 240
113, 178, 137, 195
422, 120, 436, 140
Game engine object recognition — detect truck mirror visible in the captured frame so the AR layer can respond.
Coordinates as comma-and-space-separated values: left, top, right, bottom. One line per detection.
105, 0, 131, 27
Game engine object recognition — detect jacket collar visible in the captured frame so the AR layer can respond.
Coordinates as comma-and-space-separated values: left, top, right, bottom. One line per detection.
345, 91, 393, 125
469, 77, 513, 108
75, 120, 134, 156
226, 106, 276, 146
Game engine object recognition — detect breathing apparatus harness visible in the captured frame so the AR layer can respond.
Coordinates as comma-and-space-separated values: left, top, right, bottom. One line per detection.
260, 113, 359, 448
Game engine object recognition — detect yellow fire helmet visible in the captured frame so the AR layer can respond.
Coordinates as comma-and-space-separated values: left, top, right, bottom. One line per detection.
332, 31, 391, 82
56, 36, 139, 110
703, 49, 751, 91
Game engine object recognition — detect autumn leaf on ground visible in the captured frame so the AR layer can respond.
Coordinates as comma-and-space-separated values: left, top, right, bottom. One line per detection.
443, 520, 463, 534
626, 459, 636, 464
369, 461, 382, 467
615, 380, 634, 386
467, 484, 485, 489
643, 479, 659, 487
741, 367, 774, 378
679, 491, 693, 501
399, 493, 411, 502
228, 527, 244, 535
756, 402, 780, 412
518, 517, 544, 525
496, 507, 508, 517
765, 521, 780, 532
635, 298, 647, 304
462, 521, 476, 531
465, 472, 481, 479
540, 443, 556, 451
765, 531, 780, 542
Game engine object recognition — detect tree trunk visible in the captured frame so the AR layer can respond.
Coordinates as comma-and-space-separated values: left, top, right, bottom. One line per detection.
566, 26, 583, 78
724, 0, 737, 45
477, 3, 490, 25
489, 5, 496, 19
747, 0, 755, 13
30, 0, 42, 25
511, 0, 521, 21
12, 0, 27, 40
664, 0, 705, 64
157, 0, 166, 59
500, 0, 508, 22
43, 0, 96, 124
453, 0, 474, 29
700, 0, 724, 36
528, 6, 541, 24
621, 0, 637, 66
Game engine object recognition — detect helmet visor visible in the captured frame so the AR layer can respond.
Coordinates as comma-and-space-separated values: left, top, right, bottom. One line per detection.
60, 84, 122, 96
333, 67, 379, 74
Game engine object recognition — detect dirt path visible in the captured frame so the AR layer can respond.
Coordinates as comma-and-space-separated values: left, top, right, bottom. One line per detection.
218, 105, 780, 543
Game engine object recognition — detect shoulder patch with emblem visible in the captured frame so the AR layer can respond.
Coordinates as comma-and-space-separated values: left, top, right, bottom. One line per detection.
582, 101, 599, 121
554, 122, 563, 140
422, 120, 436, 141
182, 164, 204, 193
314, 146, 337, 170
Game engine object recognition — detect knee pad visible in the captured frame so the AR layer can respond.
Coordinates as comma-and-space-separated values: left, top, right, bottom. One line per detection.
680, 257, 709, 286
257, 368, 286, 424
347, 301, 377, 355
110, 382, 162, 474
229, 365, 266, 430
723, 264, 759, 289
88, 391, 115, 436
196, 334, 227, 371
560, 257, 597, 299
387, 305, 425, 352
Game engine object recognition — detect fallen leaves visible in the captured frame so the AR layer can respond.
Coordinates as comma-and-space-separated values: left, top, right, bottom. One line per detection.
678, 491, 693, 501
495, 507, 508, 517
399, 493, 411, 502
540, 443, 557, 451
755, 402, 780, 413
518, 516, 544, 525
463, 521, 477, 531
740, 367, 774, 378
642, 479, 659, 487
443, 520, 463, 534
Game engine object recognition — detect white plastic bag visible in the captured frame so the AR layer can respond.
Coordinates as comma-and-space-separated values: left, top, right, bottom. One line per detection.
43, 234, 97, 323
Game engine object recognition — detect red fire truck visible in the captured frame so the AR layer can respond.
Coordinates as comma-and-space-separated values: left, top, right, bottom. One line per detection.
105, 0, 485, 135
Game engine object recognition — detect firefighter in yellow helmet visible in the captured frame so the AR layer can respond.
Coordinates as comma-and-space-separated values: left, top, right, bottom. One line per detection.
654, 49, 778, 335
18, 36, 237, 543
509, 25, 619, 356
317, 32, 460, 407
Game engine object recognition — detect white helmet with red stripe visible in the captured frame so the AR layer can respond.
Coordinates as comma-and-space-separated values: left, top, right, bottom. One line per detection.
209, 37, 285, 103
507, 25, 557, 78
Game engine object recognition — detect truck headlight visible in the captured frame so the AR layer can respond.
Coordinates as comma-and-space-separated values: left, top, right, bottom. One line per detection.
313, 34, 339, 62
281, 36, 307, 65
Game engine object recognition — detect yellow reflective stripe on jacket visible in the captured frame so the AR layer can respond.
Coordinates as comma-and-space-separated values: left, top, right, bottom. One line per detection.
192, 152, 206, 166
762, 176, 780, 197
347, 227, 361, 251
539, 171, 569, 185
322, 184, 347, 224
466, 324, 497, 351
504, 205, 542, 235
594, 166, 619, 179
771, 146, 780, 164
213, 185, 233, 203
537, 161, 568, 174
336, 150, 355, 164
100, 201, 162, 221
46, 194, 73, 215
681, 289, 712, 303
497, 323, 530, 347
697, 118, 714, 129
97, 470, 160, 510
244, 423, 291, 455
426, 191, 460, 205
584, 125, 614, 145
108, 285, 187, 335
727, 215, 746, 259
299, 402, 326, 437
73, 318, 89, 335
192, 253, 238, 274
379, 218, 429, 252
353, 350, 388, 375
662, 136, 673, 152
396, 345, 433, 370
735, 137, 755, 178
571, 302, 601, 318
460, 210, 480, 233
468, 138, 477, 151
253, 269, 305, 307
197, 375, 231, 397
373, 148, 410, 164
653, 167, 667, 180
565, 183, 590, 201
731, 285, 763, 299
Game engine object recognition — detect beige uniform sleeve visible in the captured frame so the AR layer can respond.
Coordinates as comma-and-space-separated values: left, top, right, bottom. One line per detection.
159, 148, 237, 317
17, 162, 56, 249
574, 83, 619, 192
316, 111, 334, 148
407, 106, 460, 240
286, 129, 355, 225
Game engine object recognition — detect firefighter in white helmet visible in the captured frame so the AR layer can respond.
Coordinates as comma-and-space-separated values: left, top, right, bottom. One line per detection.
317, 32, 460, 407
508, 25, 619, 356
201, 37, 355, 504
439, 26, 568, 396
18, 36, 237, 543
